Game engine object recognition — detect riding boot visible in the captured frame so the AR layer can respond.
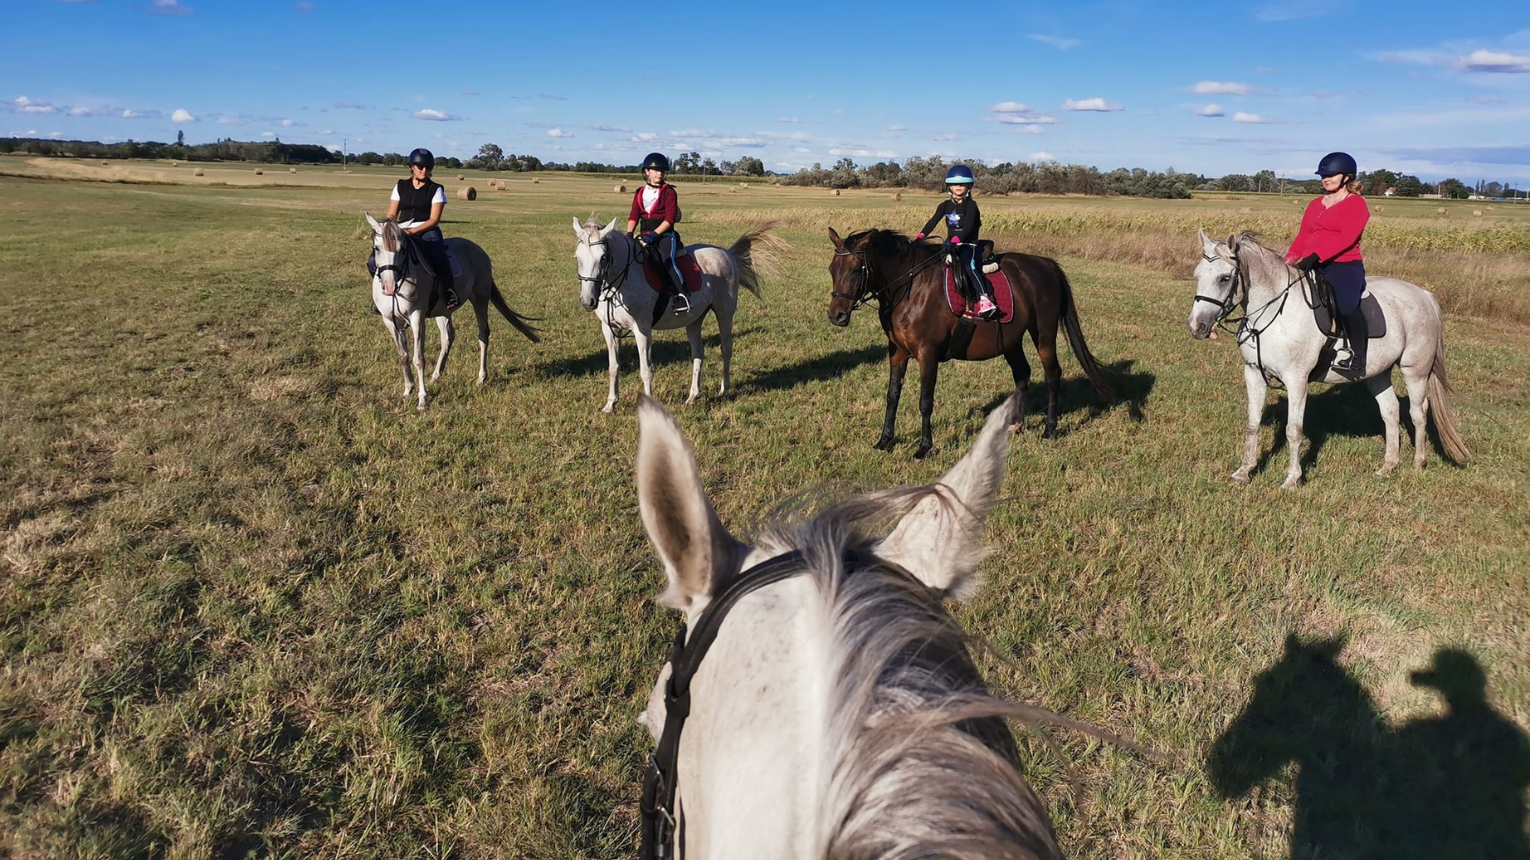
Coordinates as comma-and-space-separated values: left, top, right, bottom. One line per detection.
440, 265, 459, 310
1340, 307, 1368, 374
1331, 313, 1355, 372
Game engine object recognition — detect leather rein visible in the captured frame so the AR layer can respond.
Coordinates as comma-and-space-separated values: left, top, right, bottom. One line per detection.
831, 245, 942, 312
639, 549, 815, 860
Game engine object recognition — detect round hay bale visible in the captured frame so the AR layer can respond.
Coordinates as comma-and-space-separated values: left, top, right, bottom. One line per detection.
893, 192, 902, 201
458, 186, 477, 201
289, 167, 298, 174
615, 184, 627, 193
532, 178, 540, 184
739, 182, 748, 188
254, 169, 263, 175
729, 188, 737, 193
170, 161, 178, 167
193, 168, 205, 177
102, 160, 111, 167
457, 174, 466, 181
1437, 207, 1447, 215
1374, 205, 1383, 213
1473, 209, 1483, 217
831, 189, 841, 196
1241, 207, 1253, 214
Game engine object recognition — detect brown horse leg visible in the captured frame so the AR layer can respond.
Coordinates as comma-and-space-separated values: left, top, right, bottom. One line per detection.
1003, 348, 1031, 431
1036, 330, 1063, 438
875, 343, 910, 451
914, 351, 940, 460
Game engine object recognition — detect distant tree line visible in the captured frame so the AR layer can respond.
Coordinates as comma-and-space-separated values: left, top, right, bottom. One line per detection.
7, 136, 1516, 199
0, 136, 349, 165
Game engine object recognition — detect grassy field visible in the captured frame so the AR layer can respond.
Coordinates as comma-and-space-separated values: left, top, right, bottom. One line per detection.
1, 164, 1527, 859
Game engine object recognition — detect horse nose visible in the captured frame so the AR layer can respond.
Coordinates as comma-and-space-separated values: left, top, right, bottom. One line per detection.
828, 310, 850, 328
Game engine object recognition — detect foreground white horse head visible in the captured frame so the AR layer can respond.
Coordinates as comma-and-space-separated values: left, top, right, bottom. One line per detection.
634, 394, 1060, 859
1189, 229, 1244, 339
572, 215, 620, 312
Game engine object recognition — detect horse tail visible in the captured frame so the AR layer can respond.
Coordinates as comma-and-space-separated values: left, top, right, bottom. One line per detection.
488, 281, 542, 343
1048, 259, 1114, 400
726, 221, 788, 300
1427, 330, 1470, 464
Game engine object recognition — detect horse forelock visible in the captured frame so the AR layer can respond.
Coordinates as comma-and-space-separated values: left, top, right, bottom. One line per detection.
380, 219, 404, 253
751, 491, 1059, 858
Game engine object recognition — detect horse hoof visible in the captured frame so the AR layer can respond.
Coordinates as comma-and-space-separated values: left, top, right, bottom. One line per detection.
1230, 471, 1252, 485
1041, 426, 1057, 440
873, 438, 895, 452
913, 445, 932, 461
601, 404, 616, 415
1376, 464, 1398, 477
1281, 476, 1302, 490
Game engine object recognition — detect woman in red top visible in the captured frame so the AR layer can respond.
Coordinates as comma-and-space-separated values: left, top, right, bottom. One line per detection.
626, 152, 688, 313
1285, 151, 1370, 371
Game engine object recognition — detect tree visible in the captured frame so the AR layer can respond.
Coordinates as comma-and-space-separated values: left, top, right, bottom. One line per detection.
1364, 168, 1398, 196
472, 143, 504, 170
176, 130, 185, 147
1438, 178, 1469, 199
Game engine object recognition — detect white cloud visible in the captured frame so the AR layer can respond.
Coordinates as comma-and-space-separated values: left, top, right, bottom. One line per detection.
216, 115, 245, 125
1194, 104, 1226, 117
777, 117, 801, 123
261, 131, 275, 138
171, 108, 196, 123
1030, 151, 1056, 162
1191, 81, 1252, 96
1459, 49, 1530, 73
148, 0, 192, 15
547, 128, 570, 138
887, 124, 907, 132
1233, 112, 1267, 123
1017, 124, 1047, 134
278, 118, 296, 127
13, 96, 56, 115
584, 123, 630, 132
1063, 97, 1123, 112
122, 109, 140, 118
317, 129, 333, 135
989, 102, 1059, 124
1028, 34, 1080, 49
413, 109, 461, 121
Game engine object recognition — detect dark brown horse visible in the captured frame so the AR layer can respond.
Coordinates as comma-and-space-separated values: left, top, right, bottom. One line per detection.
827, 228, 1113, 458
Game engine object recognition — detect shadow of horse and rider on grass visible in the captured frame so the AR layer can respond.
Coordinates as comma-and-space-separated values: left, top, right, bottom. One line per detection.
1208, 633, 1530, 859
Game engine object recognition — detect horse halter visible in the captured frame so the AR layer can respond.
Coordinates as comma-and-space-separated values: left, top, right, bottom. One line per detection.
374, 238, 411, 293
1194, 249, 1244, 323
640, 549, 813, 860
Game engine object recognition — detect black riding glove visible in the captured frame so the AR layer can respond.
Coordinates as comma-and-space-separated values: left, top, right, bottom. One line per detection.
1295, 253, 1320, 273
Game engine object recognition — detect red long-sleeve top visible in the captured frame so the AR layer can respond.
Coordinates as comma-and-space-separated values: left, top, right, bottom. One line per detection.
629, 183, 679, 231
1285, 193, 1369, 264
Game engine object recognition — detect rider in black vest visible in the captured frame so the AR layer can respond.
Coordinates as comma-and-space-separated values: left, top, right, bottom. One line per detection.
385, 148, 458, 309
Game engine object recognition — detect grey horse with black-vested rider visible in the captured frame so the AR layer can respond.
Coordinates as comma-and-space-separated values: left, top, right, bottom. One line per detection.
1189, 230, 1469, 488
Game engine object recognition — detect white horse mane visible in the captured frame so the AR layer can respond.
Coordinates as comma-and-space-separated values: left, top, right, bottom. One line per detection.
753, 495, 1060, 859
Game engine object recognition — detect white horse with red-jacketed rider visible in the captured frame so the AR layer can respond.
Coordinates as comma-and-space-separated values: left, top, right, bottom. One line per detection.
572, 217, 782, 413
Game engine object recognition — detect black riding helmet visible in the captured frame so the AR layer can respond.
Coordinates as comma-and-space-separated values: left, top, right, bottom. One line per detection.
641, 152, 671, 173
408, 148, 435, 170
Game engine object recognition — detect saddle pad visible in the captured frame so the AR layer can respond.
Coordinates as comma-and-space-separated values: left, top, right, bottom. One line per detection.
1313, 291, 1388, 340
944, 265, 1015, 323
643, 254, 704, 295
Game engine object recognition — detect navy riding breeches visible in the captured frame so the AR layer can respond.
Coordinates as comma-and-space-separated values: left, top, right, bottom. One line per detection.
1321, 260, 1365, 316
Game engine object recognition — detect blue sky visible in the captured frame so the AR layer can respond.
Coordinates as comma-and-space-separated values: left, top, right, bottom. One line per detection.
8, 0, 1530, 181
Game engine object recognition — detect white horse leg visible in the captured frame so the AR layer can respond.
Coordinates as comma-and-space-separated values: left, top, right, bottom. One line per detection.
600, 321, 621, 414
1401, 365, 1431, 470
1367, 373, 1402, 477
431, 316, 453, 384
715, 309, 734, 396
684, 320, 704, 405
634, 327, 656, 398
475, 303, 490, 386
1232, 364, 1268, 484
384, 317, 413, 399
1281, 377, 1310, 489
411, 313, 429, 411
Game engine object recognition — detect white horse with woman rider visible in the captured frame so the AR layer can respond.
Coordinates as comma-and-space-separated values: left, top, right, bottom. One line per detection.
572, 216, 783, 413
1189, 229, 1469, 488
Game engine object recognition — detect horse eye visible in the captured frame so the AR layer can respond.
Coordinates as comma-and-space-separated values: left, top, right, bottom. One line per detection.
1219, 274, 1232, 283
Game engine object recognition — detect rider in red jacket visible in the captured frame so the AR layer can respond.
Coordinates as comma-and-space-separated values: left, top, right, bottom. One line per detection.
627, 152, 688, 313
1285, 151, 1370, 372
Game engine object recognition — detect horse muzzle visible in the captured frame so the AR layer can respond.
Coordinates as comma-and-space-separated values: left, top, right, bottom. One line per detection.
828, 309, 851, 328
580, 295, 597, 312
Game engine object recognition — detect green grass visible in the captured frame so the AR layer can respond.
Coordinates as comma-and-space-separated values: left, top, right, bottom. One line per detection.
1, 174, 1526, 859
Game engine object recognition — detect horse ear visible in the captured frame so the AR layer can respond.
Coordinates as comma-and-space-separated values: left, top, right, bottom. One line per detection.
829, 227, 844, 249
366, 213, 382, 234
1198, 228, 1215, 253
602, 216, 619, 238
1226, 232, 1239, 251
877, 396, 1014, 600
572, 216, 586, 237
635, 394, 744, 611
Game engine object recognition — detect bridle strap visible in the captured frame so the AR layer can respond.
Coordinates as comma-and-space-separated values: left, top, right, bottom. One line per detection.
640, 549, 812, 860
